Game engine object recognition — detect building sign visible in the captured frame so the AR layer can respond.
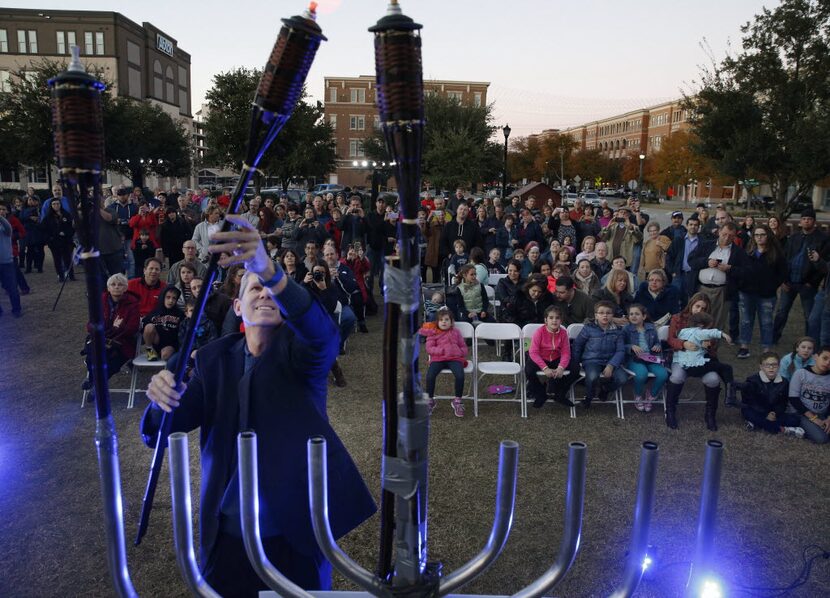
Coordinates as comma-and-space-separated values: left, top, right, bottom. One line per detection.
156, 34, 174, 56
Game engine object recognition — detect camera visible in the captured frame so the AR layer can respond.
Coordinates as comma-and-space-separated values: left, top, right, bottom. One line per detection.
312, 271, 326, 282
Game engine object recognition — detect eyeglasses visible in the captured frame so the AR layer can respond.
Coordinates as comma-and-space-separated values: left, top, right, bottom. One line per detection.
753, 233, 767, 237
761, 362, 779, 368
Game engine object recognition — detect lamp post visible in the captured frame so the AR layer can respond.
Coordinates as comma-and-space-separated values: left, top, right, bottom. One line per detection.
560, 146, 565, 192
638, 153, 645, 199
502, 124, 511, 200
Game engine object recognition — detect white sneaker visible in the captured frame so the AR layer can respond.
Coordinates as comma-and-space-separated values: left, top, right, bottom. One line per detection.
745, 421, 756, 431
428, 398, 437, 415
634, 396, 645, 412
782, 426, 805, 438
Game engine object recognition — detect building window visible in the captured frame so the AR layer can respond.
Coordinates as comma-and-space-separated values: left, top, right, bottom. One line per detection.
128, 66, 141, 98
447, 91, 462, 102
179, 89, 188, 114
329, 114, 337, 127
0, 70, 10, 92
0, 29, 7, 53
349, 139, 364, 157
474, 92, 482, 107
165, 66, 175, 102
28, 30, 37, 53
84, 32, 93, 55
349, 115, 365, 131
18, 30, 27, 53
350, 88, 365, 103
373, 115, 380, 130
329, 87, 337, 102
0, 166, 19, 182
153, 60, 163, 99
127, 40, 141, 65
56, 31, 66, 54
178, 66, 187, 88
95, 32, 104, 55
26, 166, 48, 184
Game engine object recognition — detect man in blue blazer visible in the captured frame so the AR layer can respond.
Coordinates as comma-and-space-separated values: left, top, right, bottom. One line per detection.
143, 215, 376, 596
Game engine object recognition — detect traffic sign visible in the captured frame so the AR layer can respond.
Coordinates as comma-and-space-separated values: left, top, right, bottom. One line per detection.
628, 179, 638, 190
573, 175, 582, 184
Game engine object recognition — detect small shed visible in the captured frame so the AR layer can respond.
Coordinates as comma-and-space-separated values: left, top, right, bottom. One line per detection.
509, 182, 561, 208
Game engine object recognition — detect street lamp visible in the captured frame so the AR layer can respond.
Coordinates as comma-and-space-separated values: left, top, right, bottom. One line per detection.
638, 153, 645, 198
502, 124, 511, 200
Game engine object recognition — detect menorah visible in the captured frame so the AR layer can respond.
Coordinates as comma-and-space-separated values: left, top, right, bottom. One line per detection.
53, 1, 727, 597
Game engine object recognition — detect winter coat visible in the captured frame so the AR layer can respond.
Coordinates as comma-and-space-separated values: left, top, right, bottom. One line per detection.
88, 290, 141, 361
127, 276, 163, 318
502, 289, 555, 328
42, 207, 75, 247
571, 319, 625, 369
342, 257, 370, 302
591, 287, 633, 318
423, 211, 448, 268
622, 322, 662, 357
600, 222, 643, 266
128, 211, 159, 245
688, 239, 750, 301
742, 249, 786, 298
495, 275, 523, 304
528, 325, 571, 370
160, 217, 193, 264
21, 207, 45, 246
279, 217, 302, 253
741, 371, 789, 417
633, 282, 681, 324
419, 324, 468, 364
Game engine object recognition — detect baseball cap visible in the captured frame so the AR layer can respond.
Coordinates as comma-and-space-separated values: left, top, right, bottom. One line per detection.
671, 211, 683, 218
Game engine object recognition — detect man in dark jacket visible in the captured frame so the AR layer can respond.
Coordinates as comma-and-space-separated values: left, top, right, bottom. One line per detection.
366, 197, 395, 298
338, 195, 367, 252
665, 217, 701, 303
553, 274, 594, 326
440, 202, 481, 261
688, 221, 748, 334
772, 208, 829, 343
143, 215, 375, 595
515, 208, 545, 251
159, 207, 193, 266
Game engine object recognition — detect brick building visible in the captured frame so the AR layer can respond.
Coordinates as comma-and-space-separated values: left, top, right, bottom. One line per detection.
0, 8, 192, 190
323, 75, 489, 189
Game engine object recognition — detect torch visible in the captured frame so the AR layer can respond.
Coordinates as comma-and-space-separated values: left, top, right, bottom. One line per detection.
369, 0, 428, 586
49, 47, 138, 597
135, 2, 327, 546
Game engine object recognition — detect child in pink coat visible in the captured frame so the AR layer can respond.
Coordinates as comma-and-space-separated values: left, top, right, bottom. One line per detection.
526, 305, 577, 409
419, 307, 469, 417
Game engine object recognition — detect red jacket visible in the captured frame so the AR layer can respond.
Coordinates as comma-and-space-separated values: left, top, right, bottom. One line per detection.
128, 276, 163, 318
128, 211, 159, 245
7, 214, 25, 258
87, 290, 141, 360
419, 324, 468, 364
342, 257, 369, 301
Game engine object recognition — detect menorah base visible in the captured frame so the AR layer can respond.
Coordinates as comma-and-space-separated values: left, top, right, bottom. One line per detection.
262, 593, 511, 598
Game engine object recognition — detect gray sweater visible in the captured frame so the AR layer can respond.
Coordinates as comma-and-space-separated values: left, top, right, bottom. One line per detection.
788, 367, 830, 417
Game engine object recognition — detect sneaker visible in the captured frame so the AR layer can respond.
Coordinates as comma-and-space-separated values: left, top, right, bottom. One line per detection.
145, 347, 160, 361
451, 398, 465, 418
745, 421, 756, 431
782, 426, 805, 438
737, 348, 750, 359
428, 398, 437, 414
634, 396, 645, 412
644, 393, 655, 413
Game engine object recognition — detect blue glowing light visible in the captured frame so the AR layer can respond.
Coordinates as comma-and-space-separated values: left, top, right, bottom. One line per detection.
641, 555, 653, 573
700, 578, 723, 598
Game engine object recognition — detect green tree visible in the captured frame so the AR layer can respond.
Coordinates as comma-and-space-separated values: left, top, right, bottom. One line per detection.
689, 0, 830, 214
202, 68, 336, 191
105, 98, 192, 188
649, 131, 714, 197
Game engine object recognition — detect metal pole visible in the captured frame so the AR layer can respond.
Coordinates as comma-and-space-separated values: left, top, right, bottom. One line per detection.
638, 155, 644, 199
502, 126, 510, 200
687, 440, 724, 595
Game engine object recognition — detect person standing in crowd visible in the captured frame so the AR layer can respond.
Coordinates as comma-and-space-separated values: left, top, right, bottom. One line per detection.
193, 206, 224, 264
21, 194, 45, 274
338, 195, 367, 253
111, 187, 138, 276
423, 196, 449, 283
688, 221, 747, 336
323, 245, 366, 334
0, 205, 22, 317
660, 211, 687, 241
591, 241, 612, 280
666, 216, 701, 304
39, 184, 73, 220
128, 201, 159, 248
177, 193, 201, 229
773, 208, 828, 344
600, 206, 642, 270
43, 197, 76, 283
143, 215, 375, 594
515, 208, 544, 251
637, 222, 671, 282
737, 224, 785, 358
95, 197, 127, 278
441, 202, 481, 263
160, 207, 192, 266
0, 203, 30, 295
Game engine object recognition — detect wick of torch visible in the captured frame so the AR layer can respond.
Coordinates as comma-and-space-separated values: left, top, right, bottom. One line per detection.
306, 2, 318, 19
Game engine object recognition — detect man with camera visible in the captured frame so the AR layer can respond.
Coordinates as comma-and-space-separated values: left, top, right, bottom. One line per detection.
338, 195, 367, 253
599, 206, 643, 270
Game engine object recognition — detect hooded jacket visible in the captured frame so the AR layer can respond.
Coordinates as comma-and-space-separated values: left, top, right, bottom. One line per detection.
142, 285, 184, 349
419, 323, 468, 364
571, 319, 625, 369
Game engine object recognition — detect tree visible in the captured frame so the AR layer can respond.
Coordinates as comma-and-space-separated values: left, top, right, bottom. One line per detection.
105, 99, 192, 188
508, 133, 579, 185
649, 131, 714, 197
688, 0, 830, 214
568, 149, 619, 188
202, 68, 336, 191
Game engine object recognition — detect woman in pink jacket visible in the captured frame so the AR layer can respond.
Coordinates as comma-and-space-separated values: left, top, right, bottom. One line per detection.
419, 307, 469, 418
526, 305, 577, 409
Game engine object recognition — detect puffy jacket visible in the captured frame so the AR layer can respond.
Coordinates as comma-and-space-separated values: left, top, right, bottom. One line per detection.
571, 320, 625, 368
633, 282, 681, 323
740, 372, 789, 417
419, 324, 468, 364
622, 322, 662, 357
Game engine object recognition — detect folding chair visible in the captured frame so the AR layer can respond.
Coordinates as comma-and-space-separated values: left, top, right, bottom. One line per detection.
566, 322, 622, 416
521, 323, 576, 418
127, 337, 168, 408
472, 323, 524, 417
487, 273, 507, 287
429, 321, 475, 404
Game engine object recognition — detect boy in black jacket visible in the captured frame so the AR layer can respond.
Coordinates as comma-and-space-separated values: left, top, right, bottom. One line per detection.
141, 285, 184, 361
740, 351, 805, 437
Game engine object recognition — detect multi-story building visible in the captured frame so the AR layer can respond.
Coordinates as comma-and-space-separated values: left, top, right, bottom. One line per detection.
0, 8, 192, 190
323, 75, 489, 189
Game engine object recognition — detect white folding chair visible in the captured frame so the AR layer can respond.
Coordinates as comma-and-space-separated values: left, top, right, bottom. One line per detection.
484, 284, 496, 318
487, 273, 507, 287
620, 324, 671, 417
430, 322, 475, 403
473, 323, 524, 417
521, 323, 576, 418
127, 337, 168, 408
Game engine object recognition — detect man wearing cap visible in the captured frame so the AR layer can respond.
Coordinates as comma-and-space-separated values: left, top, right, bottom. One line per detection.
111, 187, 138, 276
773, 208, 829, 343
661, 211, 687, 241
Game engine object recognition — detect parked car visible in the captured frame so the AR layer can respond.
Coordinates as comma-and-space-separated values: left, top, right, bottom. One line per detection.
311, 183, 344, 195
581, 192, 601, 207
259, 187, 305, 203
563, 192, 580, 207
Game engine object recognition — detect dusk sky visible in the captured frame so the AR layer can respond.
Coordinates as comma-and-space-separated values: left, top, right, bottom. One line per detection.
13, 0, 777, 138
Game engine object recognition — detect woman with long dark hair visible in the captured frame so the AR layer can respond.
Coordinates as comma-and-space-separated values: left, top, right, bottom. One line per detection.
280, 248, 307, 284
737, 224, 785, 357
42, 198, 75, 282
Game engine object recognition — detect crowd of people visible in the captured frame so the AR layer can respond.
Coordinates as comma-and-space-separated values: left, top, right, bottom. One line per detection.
1, 183, 828, 443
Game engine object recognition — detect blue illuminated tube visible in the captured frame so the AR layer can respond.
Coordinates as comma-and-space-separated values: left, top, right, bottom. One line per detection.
609, 441, 659, 598
510, 441, 587, 598
167, 433, 221, 597
688, 440, 725, 597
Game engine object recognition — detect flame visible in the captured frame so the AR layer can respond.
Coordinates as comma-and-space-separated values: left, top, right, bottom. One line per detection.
313, 0, 342, 15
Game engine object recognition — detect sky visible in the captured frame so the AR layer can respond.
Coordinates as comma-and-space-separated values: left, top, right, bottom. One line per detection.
11, 0, 778, 138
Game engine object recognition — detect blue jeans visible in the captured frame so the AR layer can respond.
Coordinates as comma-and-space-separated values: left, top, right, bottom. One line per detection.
425, 360, 465, 398
0, 262, 21, 314
582, 363, 628, 399
121, 238, 134, 277
631, 243, 642, 277
773, 283, 817, 342
739, 292, 775, 347
338, 304, 356, 350
625, 359, 668, 396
